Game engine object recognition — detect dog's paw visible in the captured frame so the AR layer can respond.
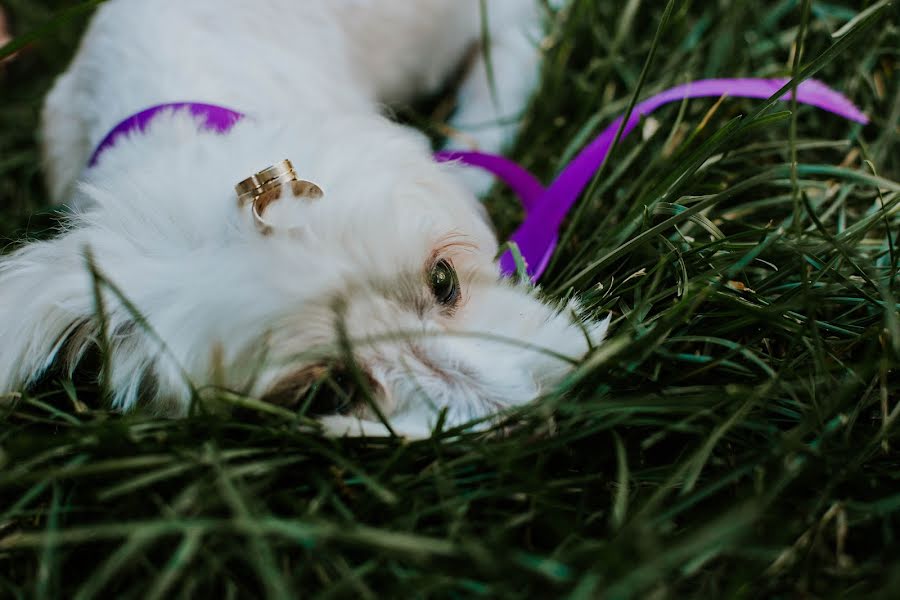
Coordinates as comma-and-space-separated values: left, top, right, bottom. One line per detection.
316, 414, 433, 439
441, 160, 497, 198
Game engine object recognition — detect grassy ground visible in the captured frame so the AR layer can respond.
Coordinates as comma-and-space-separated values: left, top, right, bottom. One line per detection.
1, 0, 899, 597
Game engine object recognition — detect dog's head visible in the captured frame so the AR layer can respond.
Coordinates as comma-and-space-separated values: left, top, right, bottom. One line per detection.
0, 113, 607, 435
245, 164, 609, 436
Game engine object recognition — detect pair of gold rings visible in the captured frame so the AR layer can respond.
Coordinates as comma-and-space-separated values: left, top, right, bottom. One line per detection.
235, 159, 323, 232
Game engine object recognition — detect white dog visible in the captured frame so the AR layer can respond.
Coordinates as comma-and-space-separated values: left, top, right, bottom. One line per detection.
0, 0, 607, 436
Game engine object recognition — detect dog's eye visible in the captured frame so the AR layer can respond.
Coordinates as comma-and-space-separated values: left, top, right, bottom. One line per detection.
429, 259, 460, 306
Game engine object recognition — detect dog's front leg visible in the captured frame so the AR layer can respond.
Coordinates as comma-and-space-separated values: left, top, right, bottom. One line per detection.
443, 4, 548, 196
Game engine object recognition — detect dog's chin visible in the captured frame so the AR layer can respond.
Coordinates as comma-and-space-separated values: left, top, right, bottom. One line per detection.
373, 363, 541, 433
258, 357, 536, 436
263, 376, 536, 440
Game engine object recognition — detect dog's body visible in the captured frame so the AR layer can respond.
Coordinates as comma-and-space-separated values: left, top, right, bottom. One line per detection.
43, 0, 542, 204
0, 0, 606, 436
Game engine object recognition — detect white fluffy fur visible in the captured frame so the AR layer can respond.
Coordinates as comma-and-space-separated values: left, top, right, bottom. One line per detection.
0, 0, 606, 437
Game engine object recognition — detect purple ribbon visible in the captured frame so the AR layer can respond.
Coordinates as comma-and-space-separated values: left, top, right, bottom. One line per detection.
436, 78, 868, 280
88, 102, 245, 166
90, 79, 868, 282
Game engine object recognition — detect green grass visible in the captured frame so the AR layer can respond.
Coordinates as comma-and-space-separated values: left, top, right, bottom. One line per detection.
2, 0, 899, 597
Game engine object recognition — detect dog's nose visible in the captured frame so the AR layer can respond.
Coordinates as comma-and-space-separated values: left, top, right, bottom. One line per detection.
325, 363, 384, 414
262, 362, 383, 416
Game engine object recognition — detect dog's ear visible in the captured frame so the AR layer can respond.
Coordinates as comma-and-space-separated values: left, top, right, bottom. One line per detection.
0, 235, 103, 395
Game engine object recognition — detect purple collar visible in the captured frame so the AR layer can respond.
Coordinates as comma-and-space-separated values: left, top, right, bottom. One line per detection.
88, 102, 245, 167
89, 79, 867, 282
